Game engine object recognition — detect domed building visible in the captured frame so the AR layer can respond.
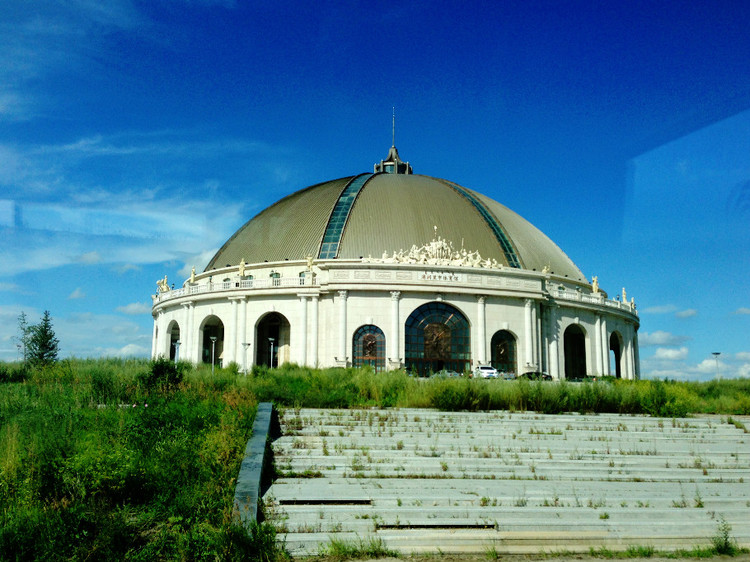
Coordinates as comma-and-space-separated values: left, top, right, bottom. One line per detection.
151, 144, 640, 379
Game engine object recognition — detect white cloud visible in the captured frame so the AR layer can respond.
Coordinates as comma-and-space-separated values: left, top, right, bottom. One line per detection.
116, 302, 151, 315
735, 307, 750, 315
639, 331, 690, 347
178, 249, 218, 278
76, 251, 102, 264
735, 351, 750, 361
0, 0, 143, 121
68, 287, 85, 299
0, 282, 20, 292
653, 347, 689, 360
115, 263, 141, 274
642, 304, 677, 314
97, 343, 150, 358
675, 308, 697, 318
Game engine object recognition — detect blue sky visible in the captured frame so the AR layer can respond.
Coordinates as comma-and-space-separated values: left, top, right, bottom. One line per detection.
1, 0, 748, 380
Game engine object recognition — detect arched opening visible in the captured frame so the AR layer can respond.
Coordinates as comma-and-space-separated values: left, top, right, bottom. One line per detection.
564, 324, 586, 379
405, 302, 471, 376
167, 321, 181, 361
255, 312, 290, 368
353, 325, 386, 372
490, 330, 516, 375
200, 316, 225, 368
610, 331, 623, 379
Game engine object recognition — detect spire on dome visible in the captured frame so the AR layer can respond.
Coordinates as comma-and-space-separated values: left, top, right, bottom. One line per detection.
374, 108, 413, 174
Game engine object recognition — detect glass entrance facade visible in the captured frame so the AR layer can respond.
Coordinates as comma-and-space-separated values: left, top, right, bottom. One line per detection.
405, 302, 471, 375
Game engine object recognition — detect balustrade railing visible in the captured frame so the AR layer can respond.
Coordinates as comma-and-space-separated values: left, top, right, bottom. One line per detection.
555, 288, 636, 314
154, 272, 636, 316
155, 276, 314, 302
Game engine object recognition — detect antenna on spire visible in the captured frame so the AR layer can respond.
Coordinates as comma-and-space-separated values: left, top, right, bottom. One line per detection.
392, 106, 396, 147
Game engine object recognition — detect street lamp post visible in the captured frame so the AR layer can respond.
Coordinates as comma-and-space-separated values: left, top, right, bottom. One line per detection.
268, 337, 275, 368
242, 342, 251, 374
173, 340, 181, 366
210, 336, 217, 375
712, 352, 721, 379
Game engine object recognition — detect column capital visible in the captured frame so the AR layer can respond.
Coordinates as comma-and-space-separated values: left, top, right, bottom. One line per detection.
477, 295, 487, 304
338, 290, 348, 299
525, 297, 535, 307
390, 291, 401, 300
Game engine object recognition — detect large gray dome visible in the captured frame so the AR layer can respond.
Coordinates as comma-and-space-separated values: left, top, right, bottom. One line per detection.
206, 170, 586, 282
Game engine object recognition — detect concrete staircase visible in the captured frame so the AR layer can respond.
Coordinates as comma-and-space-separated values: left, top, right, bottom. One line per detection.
264, 408, 750, 556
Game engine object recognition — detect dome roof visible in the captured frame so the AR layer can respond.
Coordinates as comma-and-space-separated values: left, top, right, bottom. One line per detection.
206, 169, 585, 281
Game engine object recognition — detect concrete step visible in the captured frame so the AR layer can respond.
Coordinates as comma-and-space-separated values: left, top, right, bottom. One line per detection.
264, 408, 750, 556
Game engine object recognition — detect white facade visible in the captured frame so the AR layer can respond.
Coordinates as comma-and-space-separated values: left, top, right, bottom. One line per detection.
151, 254, 639, 379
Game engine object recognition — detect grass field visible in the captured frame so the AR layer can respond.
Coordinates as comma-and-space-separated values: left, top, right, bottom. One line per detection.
0, 358, 748, 560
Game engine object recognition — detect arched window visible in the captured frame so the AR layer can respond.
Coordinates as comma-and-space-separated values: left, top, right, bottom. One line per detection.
270, 271, 280, 287
490, 330, 516, 374
353, 325, 386, 372
564, 324, 586, 379
167, 321, 181, 361
200, 315, 225, 367
256, 312, 291, 368
610, 332, 623, 379
405, 302, 470, 376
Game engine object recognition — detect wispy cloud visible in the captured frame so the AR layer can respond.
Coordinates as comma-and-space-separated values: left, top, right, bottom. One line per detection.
0, 0, 144, 121
675, 308, 697, 318
116, 302, 151, 315
653, 347, 689, 361
642, 304, 677, 314
639, 331, 690, 347
642, 304, 696, 318
68, 288, 86, 299
735, 307, 750, 315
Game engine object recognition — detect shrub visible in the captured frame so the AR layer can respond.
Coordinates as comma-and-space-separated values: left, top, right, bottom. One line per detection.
137, 357, 186, 393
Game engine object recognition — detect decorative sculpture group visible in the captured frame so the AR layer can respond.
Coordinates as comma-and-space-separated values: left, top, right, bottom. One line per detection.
156, 275, 170, 293
362, 235, 504, 269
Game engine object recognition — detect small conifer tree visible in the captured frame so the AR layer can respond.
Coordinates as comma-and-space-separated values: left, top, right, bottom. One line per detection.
27, 310, 60, 367
14, 311, 30, 362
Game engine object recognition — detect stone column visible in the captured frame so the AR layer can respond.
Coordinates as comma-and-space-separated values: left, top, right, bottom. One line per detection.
600, 316, 609, 376
633, 330, 640, 380
180, 303, 191, 362
390, 291, 401, 365
231, 298, 239, 364
151, 316, 158, 359
477, 296, 486, 365
548, 305, 560, 379
188, 302, 196, 363
594, 315, 603, 376
241, 297, 249, 371
524, 299, 534, 367
337, 290, 348, 364
311, 295, 319, 366
625, 325, 635, 380
531, 300, 539, 369
156, 310, 166, 358
299, 295, 308, 366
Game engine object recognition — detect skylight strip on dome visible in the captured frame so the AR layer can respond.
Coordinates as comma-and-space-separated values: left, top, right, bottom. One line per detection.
443, 181, 521, 268
318, 173, 374, 259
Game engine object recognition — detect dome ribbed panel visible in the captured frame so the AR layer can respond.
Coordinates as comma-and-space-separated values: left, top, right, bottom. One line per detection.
318, 173, 374, 259
337, 174, 510, 263
205, 177, 351, 270
473, 191, 586, 280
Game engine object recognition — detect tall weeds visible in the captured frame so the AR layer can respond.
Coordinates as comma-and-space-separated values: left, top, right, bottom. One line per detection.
1, 357, 747, 560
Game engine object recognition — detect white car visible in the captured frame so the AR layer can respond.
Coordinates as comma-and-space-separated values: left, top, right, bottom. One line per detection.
474, 365, 499, 378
